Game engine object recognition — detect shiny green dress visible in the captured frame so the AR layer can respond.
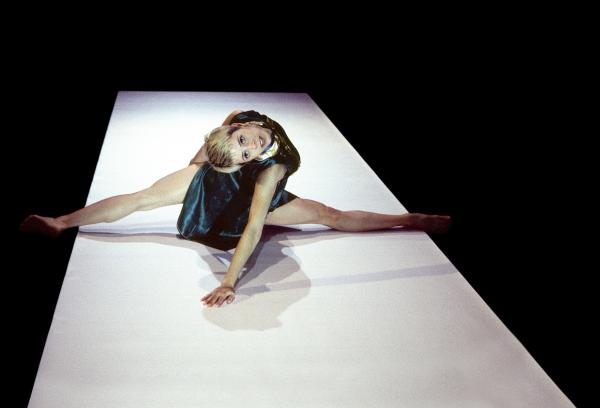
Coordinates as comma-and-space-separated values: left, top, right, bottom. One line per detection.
177, 111, 300, 250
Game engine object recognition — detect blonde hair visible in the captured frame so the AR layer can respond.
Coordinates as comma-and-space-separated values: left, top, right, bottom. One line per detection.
205, 126, 235, 169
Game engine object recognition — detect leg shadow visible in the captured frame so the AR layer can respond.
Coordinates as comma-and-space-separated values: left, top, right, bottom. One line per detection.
80, 226, 455, 331
80, 226, 347, 331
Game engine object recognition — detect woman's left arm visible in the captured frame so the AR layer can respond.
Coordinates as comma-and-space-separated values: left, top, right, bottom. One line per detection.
201, 164, 287, 307
222, 110, 244, 125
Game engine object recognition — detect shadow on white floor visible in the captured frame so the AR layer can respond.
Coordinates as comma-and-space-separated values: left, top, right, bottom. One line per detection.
80, 225, 454, 332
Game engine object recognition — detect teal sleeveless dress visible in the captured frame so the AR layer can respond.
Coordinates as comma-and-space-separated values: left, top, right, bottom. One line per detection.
177, 111, 300, 250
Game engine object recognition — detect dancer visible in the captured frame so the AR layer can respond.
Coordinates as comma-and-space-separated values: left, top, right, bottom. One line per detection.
20, 110, 451, 307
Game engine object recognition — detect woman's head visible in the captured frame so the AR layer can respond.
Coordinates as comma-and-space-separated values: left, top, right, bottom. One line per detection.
205, 123, 273, 172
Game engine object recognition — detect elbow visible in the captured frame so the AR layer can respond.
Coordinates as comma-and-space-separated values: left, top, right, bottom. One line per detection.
244, 223, 264, 243
223, 110, 244, 126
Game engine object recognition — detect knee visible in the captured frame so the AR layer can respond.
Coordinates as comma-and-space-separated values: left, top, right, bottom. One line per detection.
132, 188, 158, 211
318, 204, 342, 228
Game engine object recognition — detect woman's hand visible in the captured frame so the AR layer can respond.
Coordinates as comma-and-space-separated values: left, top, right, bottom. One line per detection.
201, 284, 236, 307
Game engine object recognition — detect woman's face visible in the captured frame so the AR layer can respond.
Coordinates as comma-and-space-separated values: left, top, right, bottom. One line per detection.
228, 124, 272, 164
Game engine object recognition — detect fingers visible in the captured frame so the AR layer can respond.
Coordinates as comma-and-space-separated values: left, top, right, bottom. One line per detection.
204, 294, 234, 307
201, 289, 235, 307
202, 293, 218, 307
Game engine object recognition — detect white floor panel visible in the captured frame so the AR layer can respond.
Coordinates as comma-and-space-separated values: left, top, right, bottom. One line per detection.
28, 92, 573, 407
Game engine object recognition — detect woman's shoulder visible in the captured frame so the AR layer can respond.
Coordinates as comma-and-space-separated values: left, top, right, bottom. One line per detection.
256, 163, 287, 182
251, 153, 298, 180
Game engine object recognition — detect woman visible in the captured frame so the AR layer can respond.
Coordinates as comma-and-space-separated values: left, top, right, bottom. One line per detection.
20, 110, 451, 308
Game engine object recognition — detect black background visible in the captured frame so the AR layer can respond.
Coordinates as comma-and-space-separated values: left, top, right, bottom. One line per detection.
7, 41, 588, 407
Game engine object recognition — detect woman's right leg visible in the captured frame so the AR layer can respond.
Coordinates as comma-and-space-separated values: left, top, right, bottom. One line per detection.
20, 164, 201, 237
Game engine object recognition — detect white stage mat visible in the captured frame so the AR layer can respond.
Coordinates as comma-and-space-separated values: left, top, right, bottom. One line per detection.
28, 92, 573, 407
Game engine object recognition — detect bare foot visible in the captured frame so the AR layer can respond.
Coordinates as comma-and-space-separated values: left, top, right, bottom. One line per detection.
19, 215, 68, 238
408, 213, 452, 234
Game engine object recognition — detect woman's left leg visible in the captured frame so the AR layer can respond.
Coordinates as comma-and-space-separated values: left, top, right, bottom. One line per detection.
265, 198, 451, 233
